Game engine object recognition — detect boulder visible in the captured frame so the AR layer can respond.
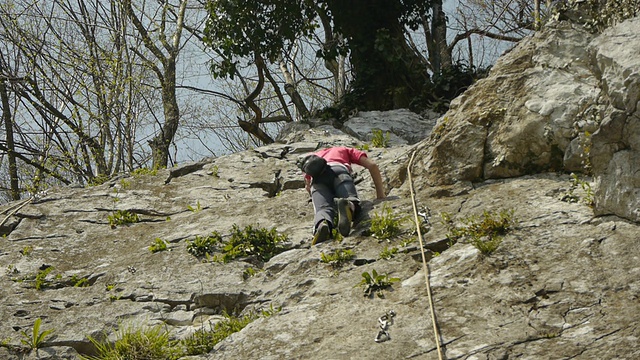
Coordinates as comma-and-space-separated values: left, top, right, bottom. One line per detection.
410, 16, 640, 222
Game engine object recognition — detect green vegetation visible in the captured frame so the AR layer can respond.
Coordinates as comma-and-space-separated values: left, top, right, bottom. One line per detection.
218, 224, 288, 263
34, 266, 54, 290
371, 129, 391, 148
441, 209, 517, 255
88, 174, 110, 187
187, 200, 202, 212
20, 318, 53, 350
399, 238, 415, 248
119, 179, 131, 190
13, 267, 93, 290
211, 165, 220, 177
84, 307, 282, 358
70, 274, 89, 288
369, 204, 407, 240
562, 173, 594, 207
149, 238, 169, 253
83, 325, 180, 360
242, 266, 261, 280
186, 232, 222, 258
107, 210, 140, 228
131, 167, 158, 178
182, 312, 256, 356
356, 269, 400, 298
378, 246, 399, 260
320, 248, 354, 267
20, 245, 33, 256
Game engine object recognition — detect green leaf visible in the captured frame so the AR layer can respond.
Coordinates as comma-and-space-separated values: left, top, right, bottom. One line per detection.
361, 271, 372, 284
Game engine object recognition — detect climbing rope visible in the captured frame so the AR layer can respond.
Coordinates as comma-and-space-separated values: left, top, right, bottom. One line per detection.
407, 149, 444, 360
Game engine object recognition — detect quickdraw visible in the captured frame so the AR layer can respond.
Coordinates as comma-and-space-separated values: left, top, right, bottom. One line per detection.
374, 310, 396, 343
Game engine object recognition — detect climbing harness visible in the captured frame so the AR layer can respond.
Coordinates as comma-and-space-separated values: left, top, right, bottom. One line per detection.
407, 150, 444, 360
374, 310, 396, 343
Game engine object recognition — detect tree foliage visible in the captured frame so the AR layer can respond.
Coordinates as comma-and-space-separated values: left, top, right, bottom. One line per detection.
203, 0, 437, 112
204, 0, 318, 79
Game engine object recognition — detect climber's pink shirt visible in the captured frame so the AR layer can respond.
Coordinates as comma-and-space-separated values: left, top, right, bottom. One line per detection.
302, 147, 368, 182
314, 147, 368, 171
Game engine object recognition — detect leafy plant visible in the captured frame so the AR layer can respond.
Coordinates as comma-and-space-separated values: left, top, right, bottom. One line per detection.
181, 311, 259, 356
356, 269, 400, 298
242, 266, 261, 280
131, 167, 158, 178
119, 179, 131, 190
399, 238, 415, 248
187, 200, 202, 212
88, 174, 110, 187
441, 209, 517, 255
186, 232, 222, 258
320, 248, 354, 267
20, 245, 33, 256
221, 224, 288, 263
70, 274, 89, 288
107, 210, 139, 228
20, 318, 53, 350
82, 325, 180, 360
369, 204, 407, 240
149, 238, 169, 253
34, 266, 54, 290
260, 304, 282, 318
378, 246, 399, 260
211, 165, 220, 177
371, 129, 391, 148
562, 173, 594, 207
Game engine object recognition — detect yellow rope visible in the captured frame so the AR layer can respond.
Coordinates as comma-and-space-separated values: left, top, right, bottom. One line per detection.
407, 149, 443, 360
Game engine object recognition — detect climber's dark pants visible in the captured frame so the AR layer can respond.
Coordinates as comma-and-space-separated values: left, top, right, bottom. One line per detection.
311, 165, 360, 232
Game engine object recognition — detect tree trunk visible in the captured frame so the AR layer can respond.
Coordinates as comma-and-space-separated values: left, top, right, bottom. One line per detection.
124, 0, 187, 169
430, 0, 452, 74
151, 59, 180, 169
327, 0, 430, 110
279, 58, 309, 119
0, 77, 20, 200
535, 0, 541, 30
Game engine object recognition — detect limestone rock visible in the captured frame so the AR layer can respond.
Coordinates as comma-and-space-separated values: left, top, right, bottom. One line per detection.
589, 18, 640, 222
1, 15, 639, 360
410, 16, 640, 222
342, 109, 438, 145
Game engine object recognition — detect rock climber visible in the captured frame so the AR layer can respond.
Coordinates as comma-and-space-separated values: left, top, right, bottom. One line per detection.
299, 146, 386, 245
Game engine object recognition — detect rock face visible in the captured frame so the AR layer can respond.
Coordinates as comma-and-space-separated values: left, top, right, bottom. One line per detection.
0, 17, 639, 360
410, 16, 640, 222
589, 18, 640, 222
